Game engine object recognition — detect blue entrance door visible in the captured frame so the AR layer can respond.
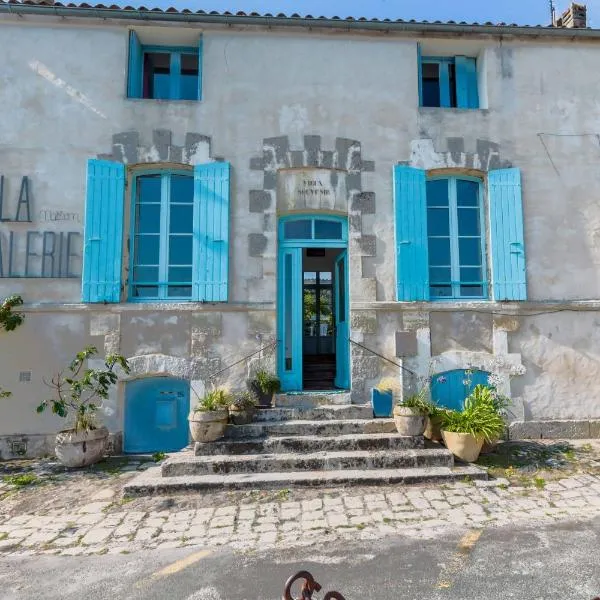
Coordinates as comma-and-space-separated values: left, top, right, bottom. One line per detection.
278, 247, 303, 391
334, 250, 350, 389
124, 377, 190, 453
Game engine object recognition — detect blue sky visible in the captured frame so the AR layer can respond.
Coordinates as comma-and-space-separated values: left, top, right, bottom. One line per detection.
130, 1, 600, 27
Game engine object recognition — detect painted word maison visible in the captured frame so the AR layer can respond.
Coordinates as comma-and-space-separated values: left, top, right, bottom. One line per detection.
0, 0, 599, 459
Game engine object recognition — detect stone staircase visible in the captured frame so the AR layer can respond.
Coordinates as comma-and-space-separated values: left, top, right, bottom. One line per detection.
123, 392, 487, 496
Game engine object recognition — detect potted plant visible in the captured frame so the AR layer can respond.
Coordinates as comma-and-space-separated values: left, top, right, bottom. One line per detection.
229, 390, 259, 425
188, 388, 231, 443
393, 389, 429, 436
249, 369, 281, 409
36, 346, 130, 468
371, 377, 399, 418
424, 401, 446, 442
440, 387, 506, 462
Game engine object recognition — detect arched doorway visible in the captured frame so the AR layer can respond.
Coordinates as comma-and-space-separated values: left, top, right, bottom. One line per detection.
277, 215, 349, 392
123, 377, 190, 453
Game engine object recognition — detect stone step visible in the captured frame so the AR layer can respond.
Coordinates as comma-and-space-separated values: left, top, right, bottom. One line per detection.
194, 433, 423, 456
273, 392, 352, 408
162, 448, 453, 477
254, 405, 373, 422
224, 419, 396, 439
123, 464, 488, 496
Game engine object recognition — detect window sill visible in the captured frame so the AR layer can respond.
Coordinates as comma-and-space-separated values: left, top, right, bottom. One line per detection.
418, 106, 488, 113
125, 97, 202, 104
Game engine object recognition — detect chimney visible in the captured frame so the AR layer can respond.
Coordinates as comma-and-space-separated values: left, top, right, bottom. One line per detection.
554, 3, 587, 28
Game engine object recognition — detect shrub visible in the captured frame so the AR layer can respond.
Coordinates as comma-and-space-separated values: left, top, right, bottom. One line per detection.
194, 388, 232, 412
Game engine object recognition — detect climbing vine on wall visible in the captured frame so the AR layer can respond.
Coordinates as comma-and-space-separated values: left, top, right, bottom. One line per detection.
0, 295, 24, 398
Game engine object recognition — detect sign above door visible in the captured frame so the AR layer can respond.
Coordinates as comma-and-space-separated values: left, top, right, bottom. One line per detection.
277, 168, 348, 213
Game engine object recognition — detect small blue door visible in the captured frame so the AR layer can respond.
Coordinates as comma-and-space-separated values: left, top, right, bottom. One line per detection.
124, 377, 190, 453
278, 247, 303, 392
430, 369, 491, 411
334, 250, 350, 389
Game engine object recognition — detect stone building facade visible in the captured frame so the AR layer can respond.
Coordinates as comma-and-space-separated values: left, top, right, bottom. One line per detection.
1, 1, 600, 457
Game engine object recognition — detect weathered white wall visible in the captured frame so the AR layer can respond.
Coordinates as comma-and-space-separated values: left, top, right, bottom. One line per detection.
1, 15, 600, 451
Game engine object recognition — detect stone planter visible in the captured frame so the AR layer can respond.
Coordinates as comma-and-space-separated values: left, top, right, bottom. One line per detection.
250, 382, 273, 409
188, 410, 228, 443
371, 389, 393, 418
424, 415, 443, 442
229, 408, 256, 426
393, 406, 426, 436
480, 438, 500, 454
55, 426, 109, 468
441, 430, 484, 463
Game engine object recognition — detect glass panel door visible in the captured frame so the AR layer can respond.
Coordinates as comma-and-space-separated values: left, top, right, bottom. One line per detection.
334, 250, 350, 389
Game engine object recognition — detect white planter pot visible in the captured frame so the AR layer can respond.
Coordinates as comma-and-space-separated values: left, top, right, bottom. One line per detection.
441, 430, 484, 463
189, 410, 228, 443
55, 426, 109, 468
393, 406, 426, 436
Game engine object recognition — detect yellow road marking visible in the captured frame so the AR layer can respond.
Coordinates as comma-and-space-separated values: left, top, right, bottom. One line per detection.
135, 548, 214, 589
435, 528, 483, 590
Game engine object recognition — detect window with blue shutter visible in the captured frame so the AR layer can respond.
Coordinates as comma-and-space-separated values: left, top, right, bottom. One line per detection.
393, 165, 429, 301
127, 31, 202, 101
489, 168, 527, 300
193, 163, 230, 302
82, 160, 125, 303
420, 55, 479, 109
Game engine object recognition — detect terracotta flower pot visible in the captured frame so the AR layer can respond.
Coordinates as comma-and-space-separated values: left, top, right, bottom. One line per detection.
188, 410, 228, 443
441, 430, 484, 463
424, 415, 443, 442
55, 426, 109, 468
393, 406, 426, 436
229, 408, 256, 426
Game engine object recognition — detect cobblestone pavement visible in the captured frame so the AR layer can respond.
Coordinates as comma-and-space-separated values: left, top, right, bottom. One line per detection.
1, 440, 600, 557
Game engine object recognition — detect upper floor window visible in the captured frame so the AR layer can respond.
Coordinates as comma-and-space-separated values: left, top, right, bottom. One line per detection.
131, 172, 194, 300
427, 177, 486, 300
419, 55, 479, 109
127, 31, 202, 101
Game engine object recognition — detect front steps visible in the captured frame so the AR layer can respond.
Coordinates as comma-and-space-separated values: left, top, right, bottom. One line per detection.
123, 393, 487, 496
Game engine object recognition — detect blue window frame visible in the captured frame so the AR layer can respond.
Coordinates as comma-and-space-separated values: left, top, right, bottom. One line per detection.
128, 31, 202, 100
419, 55, 479, 109
279, 216, 347, 248
427, 176, 487, 300
130, 171, 194, 300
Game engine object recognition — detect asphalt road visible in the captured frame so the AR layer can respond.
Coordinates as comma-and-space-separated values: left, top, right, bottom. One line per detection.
1, 518, 599, 600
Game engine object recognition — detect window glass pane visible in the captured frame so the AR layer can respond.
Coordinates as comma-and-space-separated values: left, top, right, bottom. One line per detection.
314, 220, 342, 240
448, 62, 457, 108
144, 52, 171, 99
430, 285, 453, 298
180, 54, 199, 100
422, 62, 440, 107
171, 175, 194, 204
284, 254, 293, 371
135, 235, 160, 264
427, 208, 450, 236
428, 238, 451, 266
133, 266, 159, 283
458, 238, 482, 266
169, 236, 193, 264
319, 271, 332, 283
457, 208, 480, 236
303, 271, 317, 284
303, 288, 317, 338
169, 204, 193, 234
132, 285, 159, 298
337, 258, 346, 322
284, 220, 312, 239
430, 266, 451, 284
460, 285, 484, 297
460, 266, 483, 284
168, 266, 192, 283
426, 180, 449, 207
136, 204, 161, 234
168, 286, 193, 298
137, 175, 161, 204
456, 180, 479, 206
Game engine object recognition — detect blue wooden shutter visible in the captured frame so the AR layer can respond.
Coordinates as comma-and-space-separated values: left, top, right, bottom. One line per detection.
127, 30, 143, 98
193, 162, 230, 302
82, 160, 125, 303
489, 168, 527, 300
197, 36, 204, 101
455, 56, 479, 109
393, 165, 429, 301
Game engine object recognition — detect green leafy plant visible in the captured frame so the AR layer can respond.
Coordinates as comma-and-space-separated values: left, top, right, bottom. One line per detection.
194, 388, 232, 412
440, 387, 506, 442
229, 390, 259, 411
397, 384, 430, 415
252, 370, 281, 395
36, 346, 130, 433
3, 473, 39, 487
152, 451, 166, 463
0, 295, 24, 399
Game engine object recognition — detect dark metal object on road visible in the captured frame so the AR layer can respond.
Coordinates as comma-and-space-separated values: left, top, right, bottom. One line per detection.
283, 571, 347, 600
